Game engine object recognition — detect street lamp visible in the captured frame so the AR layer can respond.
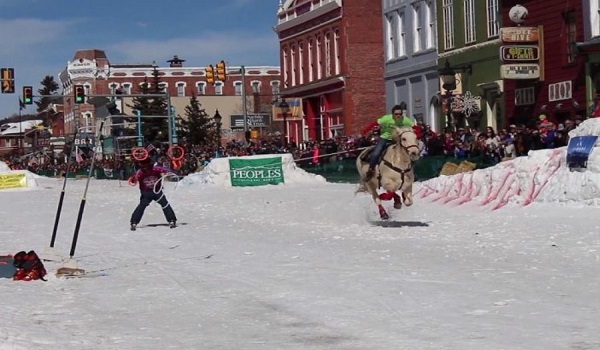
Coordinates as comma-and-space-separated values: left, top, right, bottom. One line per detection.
439, 60, 457, 131
279, 98, 290, 147
213, 109, 222, 148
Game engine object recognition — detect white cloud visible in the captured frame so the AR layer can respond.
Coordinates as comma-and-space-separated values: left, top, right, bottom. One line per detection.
0, 18, 77, 58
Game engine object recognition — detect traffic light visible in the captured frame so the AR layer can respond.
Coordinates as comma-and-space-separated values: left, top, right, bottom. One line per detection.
216, 61, 227, 81
1, 68, 15, 94
23, 86, 33, 104
74, 84, 85, 104
205, 65, 215, 85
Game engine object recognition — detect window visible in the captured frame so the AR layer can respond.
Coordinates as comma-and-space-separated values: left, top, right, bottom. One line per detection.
271, 81, 280, 96
334, 29, 341, 75
425, 1, 435, 48
291, 45, 296, 86
565, 11, 577, 63
109, 83, 118, 95
398, 11, 406, 56
251, 81, 261, 94
299, 41, 304, 84
234, 81, 243, 96
384, 10, 406, 58
442, 0, 455, 50
464, 0, 476, 43
413, 3, 423, 52
486, 0, 499, 38
593, 0, 600, 37
176, 82, 185, 97
308, 39, 314, 81
215, 81, 224, 95
385, 13, 396, 60
316, 35, 322, 79
325, 32, 332, 77
282, 47, 289, 87
196, 82, 206, 95
122, 83, 132, 94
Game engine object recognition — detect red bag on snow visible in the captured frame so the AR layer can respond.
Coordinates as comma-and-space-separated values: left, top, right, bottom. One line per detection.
12, 250, 47, 281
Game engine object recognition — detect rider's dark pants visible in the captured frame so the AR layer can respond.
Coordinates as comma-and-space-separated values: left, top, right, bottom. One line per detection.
130, 190, 177, 224
369, 138, 392, 169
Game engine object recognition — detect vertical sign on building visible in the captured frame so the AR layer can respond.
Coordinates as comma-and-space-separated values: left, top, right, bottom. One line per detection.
499, 26, 544, 80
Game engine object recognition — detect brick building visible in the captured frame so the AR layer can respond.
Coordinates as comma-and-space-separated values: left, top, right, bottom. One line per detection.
274, 0, 385, 144
58, 49, 281, 141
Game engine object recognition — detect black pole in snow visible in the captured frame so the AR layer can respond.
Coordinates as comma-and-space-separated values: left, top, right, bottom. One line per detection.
49, 131, 78, 248
68, 119, 105, 258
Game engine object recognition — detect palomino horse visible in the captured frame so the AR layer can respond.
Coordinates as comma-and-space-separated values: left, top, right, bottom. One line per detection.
356, 126, 421, 220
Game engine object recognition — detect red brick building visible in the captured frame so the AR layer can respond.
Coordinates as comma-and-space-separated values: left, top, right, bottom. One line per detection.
58, 50, 281, 140
274, 0, 385, 143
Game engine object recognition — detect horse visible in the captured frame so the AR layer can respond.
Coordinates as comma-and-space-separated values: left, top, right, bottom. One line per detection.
356, 126, 421, 220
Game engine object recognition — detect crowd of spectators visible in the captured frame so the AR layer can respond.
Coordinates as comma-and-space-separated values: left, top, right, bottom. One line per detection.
1, 114, 585, 178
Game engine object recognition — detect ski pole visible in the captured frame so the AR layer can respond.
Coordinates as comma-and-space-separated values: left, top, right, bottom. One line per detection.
49, 130, 78, 248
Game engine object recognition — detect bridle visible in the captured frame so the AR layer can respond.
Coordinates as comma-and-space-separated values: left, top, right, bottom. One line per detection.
397, 130, 420, 154
380, 129, 418, 188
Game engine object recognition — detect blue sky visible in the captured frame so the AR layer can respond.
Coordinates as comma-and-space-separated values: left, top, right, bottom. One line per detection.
0, 0, 281, 119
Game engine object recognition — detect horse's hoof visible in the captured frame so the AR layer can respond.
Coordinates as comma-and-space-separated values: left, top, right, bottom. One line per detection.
393, 202, 402, 209
380, 213, 389, 220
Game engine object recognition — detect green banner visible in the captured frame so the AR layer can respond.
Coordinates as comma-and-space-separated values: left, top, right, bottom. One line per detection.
229, 157, 284, 186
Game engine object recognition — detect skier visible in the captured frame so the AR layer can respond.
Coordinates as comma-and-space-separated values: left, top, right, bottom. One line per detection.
128, 157, 177, 231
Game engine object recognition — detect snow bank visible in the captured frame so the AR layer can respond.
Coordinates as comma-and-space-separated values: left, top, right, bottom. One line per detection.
181, 153, 326, 187
416, 118, 600, 208
0, 161, 39, 190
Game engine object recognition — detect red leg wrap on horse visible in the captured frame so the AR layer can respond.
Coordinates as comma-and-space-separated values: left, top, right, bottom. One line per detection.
379, 192, 395, 201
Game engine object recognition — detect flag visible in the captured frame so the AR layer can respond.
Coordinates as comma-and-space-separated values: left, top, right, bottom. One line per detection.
19, 99, 25, 111
145, 143, 156, 154
75, 147, 84, 163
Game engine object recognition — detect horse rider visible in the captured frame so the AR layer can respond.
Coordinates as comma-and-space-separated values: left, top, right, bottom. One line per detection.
363, 103, 417, 181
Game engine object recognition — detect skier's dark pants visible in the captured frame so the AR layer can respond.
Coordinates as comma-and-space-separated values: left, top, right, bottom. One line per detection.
369, 138, 392, 169
130, 190, 177, 224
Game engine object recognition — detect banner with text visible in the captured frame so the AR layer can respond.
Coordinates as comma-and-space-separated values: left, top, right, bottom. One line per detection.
0, 173, 27, 190
566, 136, 598, 169
272, 98, 304, 121
229, 157, 284, 186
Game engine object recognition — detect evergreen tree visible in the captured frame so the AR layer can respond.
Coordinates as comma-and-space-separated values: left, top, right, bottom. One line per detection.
179, 93, 216, 147
35, 75, 60, 113
127, 68, 168, 143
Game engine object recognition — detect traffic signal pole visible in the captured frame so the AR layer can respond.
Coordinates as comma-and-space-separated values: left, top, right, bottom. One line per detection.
241, 65, 249, 137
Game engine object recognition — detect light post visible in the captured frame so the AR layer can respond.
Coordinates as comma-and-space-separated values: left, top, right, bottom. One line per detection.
279, 98, 290, 147
213, 109, 222, 148
439, 60, 457, 131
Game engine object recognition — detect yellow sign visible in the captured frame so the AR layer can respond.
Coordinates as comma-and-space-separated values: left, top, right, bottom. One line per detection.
0, 173, 27, 190
501, 45, 539, 61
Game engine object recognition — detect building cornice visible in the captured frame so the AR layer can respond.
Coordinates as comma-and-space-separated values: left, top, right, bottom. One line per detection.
438, 39, 501, 59
274, 0, 341, 34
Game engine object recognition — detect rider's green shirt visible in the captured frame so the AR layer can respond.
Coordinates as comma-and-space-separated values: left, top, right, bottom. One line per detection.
377, 114, 415, 140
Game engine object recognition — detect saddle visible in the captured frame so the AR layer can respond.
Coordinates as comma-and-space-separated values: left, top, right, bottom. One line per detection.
360, 145, 391, 165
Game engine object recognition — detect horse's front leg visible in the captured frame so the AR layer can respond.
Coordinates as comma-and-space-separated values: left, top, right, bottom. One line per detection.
402, 184, 414, 207
393, 192, 402, 209
372, 186, 390, 220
